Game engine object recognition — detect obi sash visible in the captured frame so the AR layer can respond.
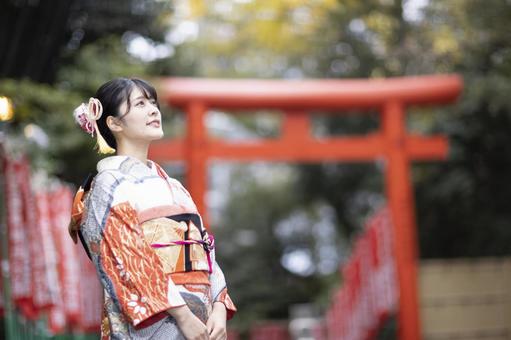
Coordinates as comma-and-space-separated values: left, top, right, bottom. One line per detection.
141, 214, 214, 274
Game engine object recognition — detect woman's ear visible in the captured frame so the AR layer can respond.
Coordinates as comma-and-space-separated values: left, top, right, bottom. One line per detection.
106, 115, 123, 133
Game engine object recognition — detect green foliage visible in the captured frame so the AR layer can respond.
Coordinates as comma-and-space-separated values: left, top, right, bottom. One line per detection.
0, 78, 81, 173
0, 37, 153, 183
70, 0, 173, 44
214, 167, 326, 333
408, 0, 511, 258
58, 36, 147, 96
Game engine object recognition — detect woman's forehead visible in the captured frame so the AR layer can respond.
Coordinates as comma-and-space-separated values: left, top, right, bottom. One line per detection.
129, 86, 147, 100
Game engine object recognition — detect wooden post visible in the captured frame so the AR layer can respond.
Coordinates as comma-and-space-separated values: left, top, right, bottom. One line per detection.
186, 101, 208, 226
383, 100, 421, 340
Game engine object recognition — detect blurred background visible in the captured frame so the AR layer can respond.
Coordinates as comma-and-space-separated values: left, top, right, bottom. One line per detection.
1, 0, 511, 339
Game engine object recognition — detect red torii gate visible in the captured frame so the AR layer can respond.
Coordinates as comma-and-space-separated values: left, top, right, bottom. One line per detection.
149, 75, 462, 340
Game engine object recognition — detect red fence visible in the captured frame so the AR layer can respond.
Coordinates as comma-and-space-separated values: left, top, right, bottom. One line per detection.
250, 321, 290, 340
2, 155, 102, 334
319, 206, 398, 340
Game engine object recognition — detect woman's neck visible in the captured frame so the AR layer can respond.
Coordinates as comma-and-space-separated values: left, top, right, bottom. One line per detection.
115, 139, 150, 166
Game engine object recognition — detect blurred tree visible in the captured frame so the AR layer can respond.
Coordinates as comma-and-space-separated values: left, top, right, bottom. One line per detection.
214, 166, 335, 335
0, 0, 73, 83
0, 37, 149, 183
0, 0, 172, 82
0, 0, 175, 181
412, 0, 511, 257
154, 0, 340, 78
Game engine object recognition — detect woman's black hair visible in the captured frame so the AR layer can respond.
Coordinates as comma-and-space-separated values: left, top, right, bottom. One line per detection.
95, 78, 160, 149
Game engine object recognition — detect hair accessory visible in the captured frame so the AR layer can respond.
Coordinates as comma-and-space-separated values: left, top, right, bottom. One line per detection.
73, 103, 94, 135
73, 98, 115, 154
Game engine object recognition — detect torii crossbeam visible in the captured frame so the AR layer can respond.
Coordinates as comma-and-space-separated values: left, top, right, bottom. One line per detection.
150, 75, 462, 340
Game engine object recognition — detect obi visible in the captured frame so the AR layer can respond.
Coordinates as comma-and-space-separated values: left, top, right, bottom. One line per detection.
140, 214, 214, 274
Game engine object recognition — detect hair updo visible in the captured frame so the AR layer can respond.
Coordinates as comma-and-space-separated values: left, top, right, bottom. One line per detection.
95, 78, 160, 149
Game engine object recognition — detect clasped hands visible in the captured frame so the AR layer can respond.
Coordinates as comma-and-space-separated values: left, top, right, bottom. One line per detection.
169, 301, 227, 340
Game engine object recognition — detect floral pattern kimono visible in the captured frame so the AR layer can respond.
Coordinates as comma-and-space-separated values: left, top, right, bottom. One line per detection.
73, 155, 236, 339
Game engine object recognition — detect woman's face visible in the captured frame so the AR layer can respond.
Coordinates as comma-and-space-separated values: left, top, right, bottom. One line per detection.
115, 86, 164, 143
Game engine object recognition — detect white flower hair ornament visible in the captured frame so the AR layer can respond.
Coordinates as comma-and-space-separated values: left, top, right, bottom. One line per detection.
73, 97, 115, 154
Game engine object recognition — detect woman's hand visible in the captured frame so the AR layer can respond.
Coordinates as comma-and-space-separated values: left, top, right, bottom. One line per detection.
168, 305, 209, 340
207, 302, 227, 340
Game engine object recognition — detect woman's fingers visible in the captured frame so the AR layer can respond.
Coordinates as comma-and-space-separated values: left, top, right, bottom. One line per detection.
207, 318, 214, 334
209, 327, 226, 340
208, 320, 227, 340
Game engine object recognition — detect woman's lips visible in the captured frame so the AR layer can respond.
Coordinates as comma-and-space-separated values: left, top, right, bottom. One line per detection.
147, 121, 161, 128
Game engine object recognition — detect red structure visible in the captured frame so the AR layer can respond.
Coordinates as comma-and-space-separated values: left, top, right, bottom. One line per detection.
150, 75, 462, 340
250, 322, 290, 340
322, 206, 397, 340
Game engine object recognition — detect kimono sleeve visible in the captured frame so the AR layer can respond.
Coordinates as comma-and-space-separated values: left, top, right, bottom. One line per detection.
81, 173, 186, 327
208, 249, 237, 320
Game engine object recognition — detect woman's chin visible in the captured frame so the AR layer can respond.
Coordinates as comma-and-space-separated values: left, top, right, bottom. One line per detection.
149, 131, 164, 140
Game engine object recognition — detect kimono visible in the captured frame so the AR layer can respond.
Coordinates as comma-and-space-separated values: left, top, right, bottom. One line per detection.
73, 155, 236, 339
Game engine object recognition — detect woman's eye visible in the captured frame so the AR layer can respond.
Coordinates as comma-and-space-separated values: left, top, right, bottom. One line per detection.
136, 101, 145, 107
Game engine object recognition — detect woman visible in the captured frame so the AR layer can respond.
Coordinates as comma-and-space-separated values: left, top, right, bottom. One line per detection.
68, 78, 236, 339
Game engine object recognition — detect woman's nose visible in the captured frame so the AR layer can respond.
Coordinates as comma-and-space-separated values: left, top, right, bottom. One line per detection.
149, 106, 159, 116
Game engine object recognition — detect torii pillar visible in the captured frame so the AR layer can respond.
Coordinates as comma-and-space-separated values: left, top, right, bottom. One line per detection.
150, 75, 463, 340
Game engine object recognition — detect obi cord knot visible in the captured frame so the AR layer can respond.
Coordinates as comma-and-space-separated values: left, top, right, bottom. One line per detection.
150, 234, 215, 274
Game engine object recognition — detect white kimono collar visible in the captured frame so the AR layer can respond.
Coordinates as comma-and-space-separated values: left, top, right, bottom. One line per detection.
97, 155, 156, 174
